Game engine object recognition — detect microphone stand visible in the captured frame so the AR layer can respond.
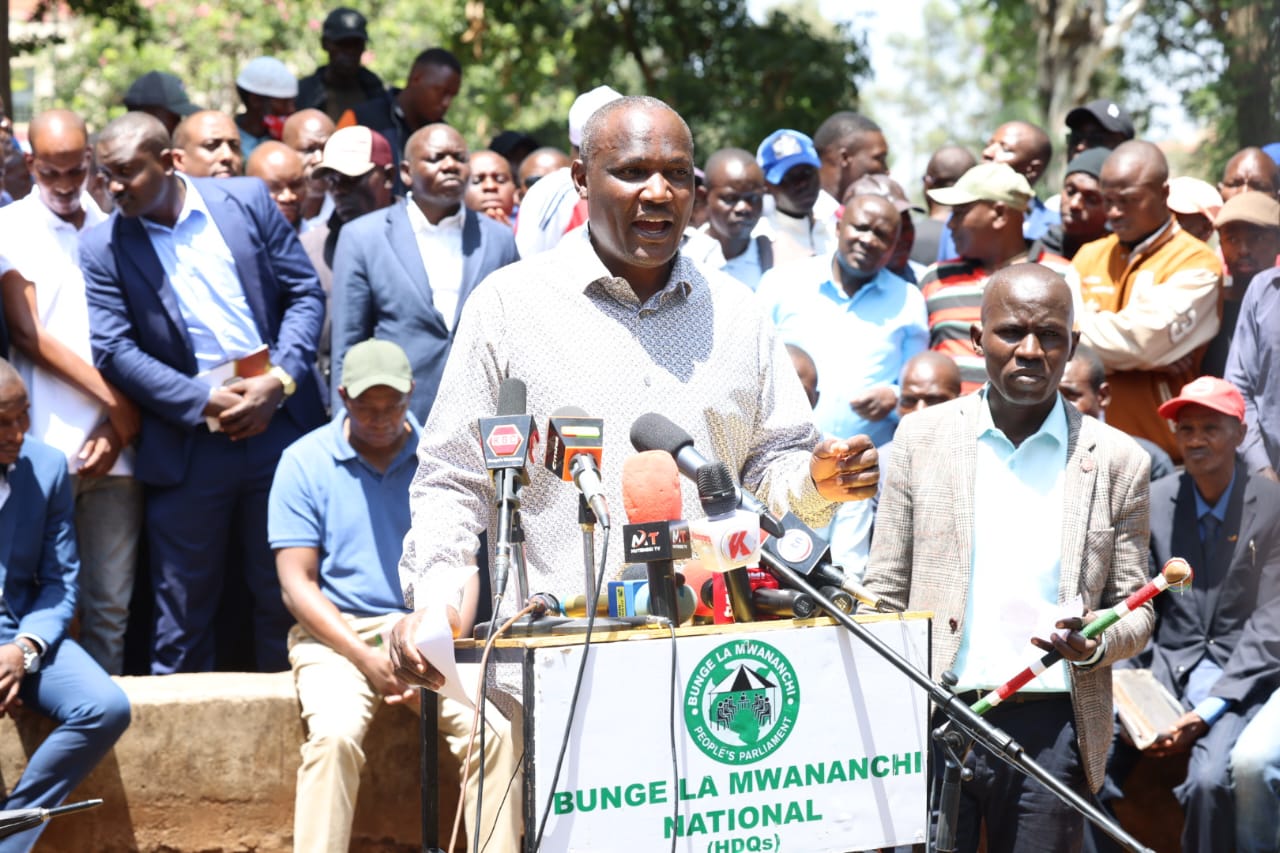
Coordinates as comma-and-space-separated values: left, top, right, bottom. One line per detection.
578, 496, 597, 606
760, 553, 1153, 853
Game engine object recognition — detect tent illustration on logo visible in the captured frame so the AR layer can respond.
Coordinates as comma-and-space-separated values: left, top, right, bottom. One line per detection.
710, 665, 777, 745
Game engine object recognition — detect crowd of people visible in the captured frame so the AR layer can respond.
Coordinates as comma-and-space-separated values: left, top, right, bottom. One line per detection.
1, 5, 1279, 850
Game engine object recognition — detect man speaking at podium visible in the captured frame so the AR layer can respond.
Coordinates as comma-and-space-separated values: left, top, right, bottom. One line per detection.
388, 94, 877, 804
865, 264, 1153, 851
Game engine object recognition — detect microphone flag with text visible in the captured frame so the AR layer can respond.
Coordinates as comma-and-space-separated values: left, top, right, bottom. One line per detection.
690, 461, 761, 623
478, 377, 536, 602
620, 450, 690, 621
544, 406, 610, 527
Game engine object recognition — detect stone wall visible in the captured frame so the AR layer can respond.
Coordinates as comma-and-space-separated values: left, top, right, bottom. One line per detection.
0, 673, 460, 852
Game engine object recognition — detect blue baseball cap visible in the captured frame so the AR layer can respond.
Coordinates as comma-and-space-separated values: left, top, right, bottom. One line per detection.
756, 129, 821, 185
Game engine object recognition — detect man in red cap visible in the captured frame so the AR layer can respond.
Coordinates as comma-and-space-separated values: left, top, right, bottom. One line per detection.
1094, 376, 1280, 853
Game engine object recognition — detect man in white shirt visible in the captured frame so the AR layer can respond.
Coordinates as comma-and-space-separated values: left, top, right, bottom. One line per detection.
0, 109, 142, 675
681, 148, 775, 290
755, 128, 834, 266
330, 123, 519, 421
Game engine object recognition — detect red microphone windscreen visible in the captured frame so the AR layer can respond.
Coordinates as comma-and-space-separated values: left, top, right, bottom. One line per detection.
621, 450, 682, 523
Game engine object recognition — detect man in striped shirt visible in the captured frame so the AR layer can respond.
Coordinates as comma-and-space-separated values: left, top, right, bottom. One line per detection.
920, 162, 1068, 392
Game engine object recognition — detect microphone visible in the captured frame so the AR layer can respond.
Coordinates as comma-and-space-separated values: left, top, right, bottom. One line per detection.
621, 450, 691, 622
630, 412, 785, 539
689, 461, 759, 623
478, 377, 536, 603
630, 411, 895, 613
545, 406, 610, 527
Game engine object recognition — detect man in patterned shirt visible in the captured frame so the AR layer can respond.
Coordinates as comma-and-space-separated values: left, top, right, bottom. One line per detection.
388, 95, 879, 685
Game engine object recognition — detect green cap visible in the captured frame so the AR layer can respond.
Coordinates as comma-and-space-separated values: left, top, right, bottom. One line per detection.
341, 339, 412, 398
925, 162, 1034, 212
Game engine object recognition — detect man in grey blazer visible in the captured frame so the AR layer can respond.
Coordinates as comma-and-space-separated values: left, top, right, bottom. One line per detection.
330, 123, 519, 421
865, 263, 1153, 852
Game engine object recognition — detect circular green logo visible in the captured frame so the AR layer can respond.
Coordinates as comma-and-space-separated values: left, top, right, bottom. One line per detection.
684, 639, 800, 765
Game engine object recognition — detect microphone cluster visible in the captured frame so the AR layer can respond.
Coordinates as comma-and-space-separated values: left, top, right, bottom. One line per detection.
477, 379, 891, 627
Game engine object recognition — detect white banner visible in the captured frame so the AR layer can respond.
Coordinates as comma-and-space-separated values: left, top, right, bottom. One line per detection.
528, 617, 931, 852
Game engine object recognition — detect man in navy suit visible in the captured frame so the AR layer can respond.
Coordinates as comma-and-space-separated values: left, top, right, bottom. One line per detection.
81, 113, 327, 674
1099, 376, 1280, 852
331, 123, 519, 421
0, 359, 130, 853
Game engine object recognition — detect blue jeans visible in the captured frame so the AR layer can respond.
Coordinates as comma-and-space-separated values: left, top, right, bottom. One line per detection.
72, 474, 143, 675
0, 639, 131, 853
1232, 688, 1280, 853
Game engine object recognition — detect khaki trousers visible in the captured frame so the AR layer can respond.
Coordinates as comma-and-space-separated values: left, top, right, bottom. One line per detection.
289, 614, 523, 851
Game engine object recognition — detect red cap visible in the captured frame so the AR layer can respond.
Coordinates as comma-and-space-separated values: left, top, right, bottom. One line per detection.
1157, 376, 1245, 423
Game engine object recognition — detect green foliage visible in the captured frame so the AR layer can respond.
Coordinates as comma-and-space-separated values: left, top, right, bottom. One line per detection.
22, 0, 869, 162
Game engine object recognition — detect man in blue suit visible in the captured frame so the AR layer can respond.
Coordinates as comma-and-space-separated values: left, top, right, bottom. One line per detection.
0, 360, 130, 853
1095, 376, 1280, 853
81, 113, 327, 674
331, 123, 518, 421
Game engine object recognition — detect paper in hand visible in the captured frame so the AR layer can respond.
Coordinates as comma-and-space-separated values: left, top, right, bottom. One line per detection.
413, 606, 475, 710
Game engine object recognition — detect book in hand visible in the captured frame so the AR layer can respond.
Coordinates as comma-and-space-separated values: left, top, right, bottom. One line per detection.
196, 345, 270, 432
1113, 668, 1187, 750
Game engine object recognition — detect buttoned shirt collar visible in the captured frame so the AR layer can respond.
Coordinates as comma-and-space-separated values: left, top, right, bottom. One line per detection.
1194, 469, 1235, 525
569, 225, 696, 309
26, 188, 107, 235
142, 173, 209, 234
977, 386, 1069, 452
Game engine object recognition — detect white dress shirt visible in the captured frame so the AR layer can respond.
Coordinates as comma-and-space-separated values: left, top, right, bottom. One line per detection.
406, 198, 465, 330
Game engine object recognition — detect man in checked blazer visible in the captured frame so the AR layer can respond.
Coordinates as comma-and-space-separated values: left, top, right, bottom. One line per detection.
865, 263, 1153, 852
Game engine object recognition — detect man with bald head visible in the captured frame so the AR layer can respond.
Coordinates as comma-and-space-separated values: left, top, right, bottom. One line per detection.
1068, 140, 1222, 460
682, 147, 774, 289
0, 109, 142, 674
388, 95, 879, 704
1219, 146, 1280, 201
812, 110, 889, 214
246, 141, 306, 228
282, 108, 336, 228
758, 193, 927, 446
913, 144, 978, 266
866, 262, 1153, 852
172, 110, 243, 178
331, 123, 518, 421
82, 111, 326, 674
936, 121, 1059, 261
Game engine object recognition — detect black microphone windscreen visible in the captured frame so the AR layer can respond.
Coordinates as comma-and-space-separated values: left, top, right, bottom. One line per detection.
496, 377, 527, 416
630, 412, 693, 456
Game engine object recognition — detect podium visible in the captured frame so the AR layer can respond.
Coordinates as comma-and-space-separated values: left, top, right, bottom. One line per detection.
458, 612, 931, 852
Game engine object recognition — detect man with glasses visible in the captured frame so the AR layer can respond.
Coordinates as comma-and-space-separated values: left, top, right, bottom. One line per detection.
330, 123, 518, 421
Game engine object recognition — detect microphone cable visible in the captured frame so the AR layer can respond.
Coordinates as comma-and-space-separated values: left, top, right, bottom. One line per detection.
449, 599, 538, 853
532, 520, 613, 850
662, 616, 679, 853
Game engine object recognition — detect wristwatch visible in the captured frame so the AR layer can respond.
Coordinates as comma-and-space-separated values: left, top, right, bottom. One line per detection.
267, 365, 296, 398
14, 638, 41, 674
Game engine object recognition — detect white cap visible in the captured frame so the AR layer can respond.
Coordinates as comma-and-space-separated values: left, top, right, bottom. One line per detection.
568, 85, 623, 147
236, 57, 298, 99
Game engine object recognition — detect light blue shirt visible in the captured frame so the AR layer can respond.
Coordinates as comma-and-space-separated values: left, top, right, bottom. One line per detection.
1187, 472, 1237, 725
141, 175, 263, 373
267, 411, 421, 617
954, 391, 1070, 692
757, 256, 928, 446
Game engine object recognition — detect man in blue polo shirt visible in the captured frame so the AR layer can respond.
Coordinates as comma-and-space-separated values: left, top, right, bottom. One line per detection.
268, 339, 520, 853
756, 193, 928, 448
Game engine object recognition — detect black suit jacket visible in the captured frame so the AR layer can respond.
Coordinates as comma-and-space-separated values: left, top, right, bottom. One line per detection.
1148, 464, 1280, 708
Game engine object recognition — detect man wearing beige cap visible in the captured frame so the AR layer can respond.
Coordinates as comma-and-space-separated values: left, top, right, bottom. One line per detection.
1068, 141, 1222, 461
1203, 191, 1280, 376
1167, 176, 1223, 244
300, 125, 396, 387
919, 161, 1060, 391
269, 338, 520, 852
